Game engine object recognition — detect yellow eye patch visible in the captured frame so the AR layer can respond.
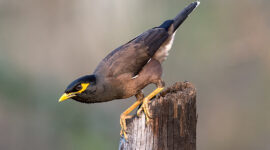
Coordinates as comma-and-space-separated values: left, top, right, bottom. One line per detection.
77, 83, 90, 93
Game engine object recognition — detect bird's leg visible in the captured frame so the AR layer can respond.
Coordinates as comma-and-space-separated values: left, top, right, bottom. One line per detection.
120, 91, 144, 139
137, 80, 165, 124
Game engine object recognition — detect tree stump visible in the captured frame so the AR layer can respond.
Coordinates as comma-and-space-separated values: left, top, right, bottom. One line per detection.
119, 82, 197, 150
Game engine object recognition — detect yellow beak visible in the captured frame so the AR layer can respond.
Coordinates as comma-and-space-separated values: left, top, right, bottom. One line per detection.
58, 93, 76, 102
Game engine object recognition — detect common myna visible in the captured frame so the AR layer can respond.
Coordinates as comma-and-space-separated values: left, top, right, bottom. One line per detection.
59, 1, 199, 139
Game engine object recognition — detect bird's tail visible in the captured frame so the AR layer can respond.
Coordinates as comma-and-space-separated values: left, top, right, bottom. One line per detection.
158, 1, 200, 33
173, 1, 200, 32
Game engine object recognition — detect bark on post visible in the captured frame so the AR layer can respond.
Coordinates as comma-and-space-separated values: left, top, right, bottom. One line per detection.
119, 82, 197, 150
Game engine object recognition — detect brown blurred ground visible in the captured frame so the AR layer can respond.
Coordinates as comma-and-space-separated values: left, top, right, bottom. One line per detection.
0, 0, 270, 150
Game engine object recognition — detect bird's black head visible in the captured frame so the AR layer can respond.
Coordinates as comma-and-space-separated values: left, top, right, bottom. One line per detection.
59, 75, 97, 103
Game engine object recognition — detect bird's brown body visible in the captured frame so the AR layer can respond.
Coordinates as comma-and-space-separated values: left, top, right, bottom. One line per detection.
59, 1, 200, 139
104, 58, 163, 99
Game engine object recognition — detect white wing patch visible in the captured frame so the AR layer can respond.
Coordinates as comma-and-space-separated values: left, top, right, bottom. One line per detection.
132, 75, 139, 79
153, 32, 176, 63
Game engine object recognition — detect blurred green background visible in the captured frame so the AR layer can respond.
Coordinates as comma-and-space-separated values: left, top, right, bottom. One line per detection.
0, 0, 270, 149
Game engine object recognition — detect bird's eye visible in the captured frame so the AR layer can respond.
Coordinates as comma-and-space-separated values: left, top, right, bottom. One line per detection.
75, 84, 82, 91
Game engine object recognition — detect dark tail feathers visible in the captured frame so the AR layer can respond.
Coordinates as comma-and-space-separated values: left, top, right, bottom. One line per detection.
159, 1, 200, 32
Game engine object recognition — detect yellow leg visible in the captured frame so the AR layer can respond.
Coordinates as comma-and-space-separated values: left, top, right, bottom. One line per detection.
137, 87, 164, 123
120, 99, 143, 139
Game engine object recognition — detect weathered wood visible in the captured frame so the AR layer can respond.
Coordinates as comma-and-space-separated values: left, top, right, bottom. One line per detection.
119, 82, 197, 150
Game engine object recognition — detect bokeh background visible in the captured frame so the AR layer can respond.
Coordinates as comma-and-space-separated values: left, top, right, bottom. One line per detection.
1, 0, 270, 149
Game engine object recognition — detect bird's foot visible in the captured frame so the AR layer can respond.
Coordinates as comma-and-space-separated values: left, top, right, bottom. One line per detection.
137, 97, 152, 124
120, 114, 133, 140
119, 99, 143, 140
136, 87, 164, 123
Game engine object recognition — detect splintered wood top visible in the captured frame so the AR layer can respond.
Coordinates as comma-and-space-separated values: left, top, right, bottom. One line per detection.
119, 82, 197, 150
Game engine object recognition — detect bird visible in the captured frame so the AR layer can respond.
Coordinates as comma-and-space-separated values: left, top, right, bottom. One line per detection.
59, 1, 200, 139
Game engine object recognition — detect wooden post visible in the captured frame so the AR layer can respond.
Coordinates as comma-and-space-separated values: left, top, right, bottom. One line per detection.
119, 82, 197, 150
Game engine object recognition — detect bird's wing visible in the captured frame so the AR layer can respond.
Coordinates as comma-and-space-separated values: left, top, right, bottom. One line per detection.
94, 28, 169, 77
94, 1, 200, 78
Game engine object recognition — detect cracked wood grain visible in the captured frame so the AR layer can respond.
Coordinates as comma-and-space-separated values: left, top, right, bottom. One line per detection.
119, 82, 197, 150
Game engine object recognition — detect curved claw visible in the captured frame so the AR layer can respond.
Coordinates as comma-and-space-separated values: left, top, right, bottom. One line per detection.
120, 114, 133, 140
119, 99, 144, 140
137, 87, 164, 123
137, 105, 143, 117
137, 98, 153, 124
